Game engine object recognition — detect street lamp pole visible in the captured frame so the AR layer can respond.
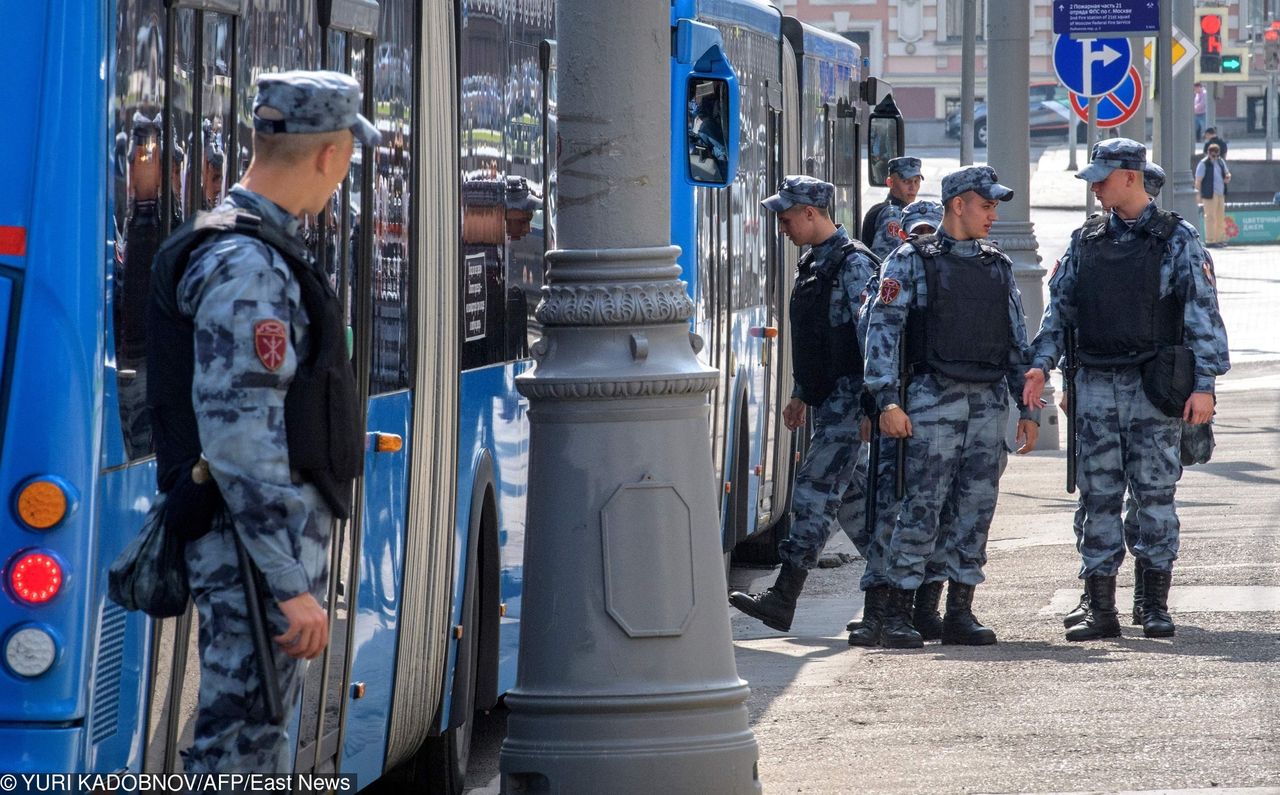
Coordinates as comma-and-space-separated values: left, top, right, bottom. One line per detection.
960, 0, 977, 165
498, 0, 760, 792
985, 0, 1055, 449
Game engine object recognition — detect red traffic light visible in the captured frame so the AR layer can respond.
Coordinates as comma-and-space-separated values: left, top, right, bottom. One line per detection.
1267, 30, 1280, 42
1200, 14, 1222, 35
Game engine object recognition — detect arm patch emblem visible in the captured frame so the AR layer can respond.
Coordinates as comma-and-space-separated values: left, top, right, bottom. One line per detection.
254, 318, 288, 372
879, 277, 902, 304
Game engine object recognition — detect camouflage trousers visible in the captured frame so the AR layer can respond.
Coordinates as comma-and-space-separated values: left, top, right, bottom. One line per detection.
182, 493, 332, 773
832, 434, 912, 589
885, 375, 1009, 590
778, 389, 867, 570
1074, 366, 1181, 577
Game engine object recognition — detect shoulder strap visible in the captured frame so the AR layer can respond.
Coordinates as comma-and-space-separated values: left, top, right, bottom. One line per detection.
1081, 212, 1109, 241
1145, 208, 1181, 241
907, 232, 943, 258
840, 238, 880, 265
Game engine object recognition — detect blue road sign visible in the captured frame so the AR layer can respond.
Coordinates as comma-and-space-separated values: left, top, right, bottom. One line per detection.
1069, 66, 1144, 128
1053, 0, 1160, 36
1053, 34, 1132, 98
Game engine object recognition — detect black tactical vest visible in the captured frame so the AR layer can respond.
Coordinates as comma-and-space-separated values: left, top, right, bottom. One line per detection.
904, 234, 1012, 383
859, 195, 906, 248
146, 207, 363, 519
789, 239, 876, 407
1072, 210, 1182, 367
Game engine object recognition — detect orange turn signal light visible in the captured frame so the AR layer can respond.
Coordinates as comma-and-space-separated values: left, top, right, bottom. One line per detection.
16, 480, 69, 531
374, 433, 404, 453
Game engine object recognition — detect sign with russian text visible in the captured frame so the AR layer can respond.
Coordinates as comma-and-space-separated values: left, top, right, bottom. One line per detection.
1054, 0, 1160, 37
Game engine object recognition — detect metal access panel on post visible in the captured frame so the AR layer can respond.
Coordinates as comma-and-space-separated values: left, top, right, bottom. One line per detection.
1053, 0, 1160, 37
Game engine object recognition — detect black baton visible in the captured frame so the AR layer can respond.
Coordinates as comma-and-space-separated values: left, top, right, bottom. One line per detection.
1064, 327, 1078, 494
234, 532, 285, 724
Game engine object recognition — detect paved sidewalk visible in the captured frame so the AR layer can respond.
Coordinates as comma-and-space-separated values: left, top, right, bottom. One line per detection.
729, 363, 1280, 794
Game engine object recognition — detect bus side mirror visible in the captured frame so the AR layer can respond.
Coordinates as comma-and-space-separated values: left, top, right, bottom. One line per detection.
687, 77, 734, 186
867, 97, 904, 188
674, 18, 738, 188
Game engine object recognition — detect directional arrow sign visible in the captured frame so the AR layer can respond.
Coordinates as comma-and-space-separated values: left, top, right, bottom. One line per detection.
1054, 34, 1133, 97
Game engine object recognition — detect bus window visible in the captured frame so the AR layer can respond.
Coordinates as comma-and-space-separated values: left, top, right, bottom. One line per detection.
111, 1, 236, 462
367, 1, 413, 393
833, 113, 857, 188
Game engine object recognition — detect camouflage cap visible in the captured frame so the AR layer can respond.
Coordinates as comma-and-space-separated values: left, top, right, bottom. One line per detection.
253, 70, 380, 147
888, 157, 923, 180
1143, 162, 1166, 198
761, 175, 834, 213
941, 165, 1014, 204
901, 199, 944, 233
1076, 137, 1146, 183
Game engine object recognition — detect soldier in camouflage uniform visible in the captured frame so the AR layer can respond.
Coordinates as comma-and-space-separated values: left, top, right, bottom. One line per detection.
1063, 160, 1170, 630
843, 197, 944, 643
860, 157, 923, 260
1025, 139, 1229, 641
863, 166, 1041, 649
729, 176, 879, 633
164, 71, 377, 772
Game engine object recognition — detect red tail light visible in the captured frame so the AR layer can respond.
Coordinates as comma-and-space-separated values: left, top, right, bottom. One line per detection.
9, 551, 63, 605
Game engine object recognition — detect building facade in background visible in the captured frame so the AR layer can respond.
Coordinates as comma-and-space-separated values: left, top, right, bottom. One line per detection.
781, 0, 1272, 138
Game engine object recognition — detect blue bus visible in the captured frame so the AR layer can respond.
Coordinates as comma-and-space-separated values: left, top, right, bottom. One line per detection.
0, 0, 898, 790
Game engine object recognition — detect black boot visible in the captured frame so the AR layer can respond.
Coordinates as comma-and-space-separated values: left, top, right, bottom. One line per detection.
1063, 581, 1090, 629
1065, 574, 1122, 641
1140, 568, 1176, 638
1131, 558, 1148, 626
880, 588, 924, 649
940, 581, 997, 645
848, 586, 887, 647
728, 563, 808, 632
912, 580, 945, 641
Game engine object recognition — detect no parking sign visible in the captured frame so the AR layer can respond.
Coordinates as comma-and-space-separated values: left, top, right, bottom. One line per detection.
1068, 66, 1144, 128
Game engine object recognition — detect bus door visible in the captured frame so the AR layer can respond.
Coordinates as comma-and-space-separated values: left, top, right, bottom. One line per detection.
120, 0, 240, 773
294, 2, 388, 777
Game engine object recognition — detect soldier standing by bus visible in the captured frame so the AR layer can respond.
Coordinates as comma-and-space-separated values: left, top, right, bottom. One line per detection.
860, 156, 923, 259
147, 71, 375, 771
728, 176, 879, 633
862, 166, 1040, 650
1023, 139, 1229, 642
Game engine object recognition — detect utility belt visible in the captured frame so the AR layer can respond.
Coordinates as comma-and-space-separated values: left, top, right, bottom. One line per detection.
1077, 345, 1194, 417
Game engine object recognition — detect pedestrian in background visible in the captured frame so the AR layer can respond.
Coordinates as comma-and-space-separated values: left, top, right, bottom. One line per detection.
1196, 143, 1231, 247
1024, 138, 1229, 642
729, 176, 880, 634
1193, 82, 1207, 141
861, 156, 923, 259
147, 70, 374, 771
861, 165, 1040, 649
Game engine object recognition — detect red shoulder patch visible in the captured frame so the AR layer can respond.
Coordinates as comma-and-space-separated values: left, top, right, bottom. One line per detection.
254, 319, 288, 372
886, 220, 904, 241
879, 277, 902, 305
1201, 257, 1216, 288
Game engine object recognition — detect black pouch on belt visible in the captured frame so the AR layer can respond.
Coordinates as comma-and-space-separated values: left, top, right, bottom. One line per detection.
1140, 344, 1195, 418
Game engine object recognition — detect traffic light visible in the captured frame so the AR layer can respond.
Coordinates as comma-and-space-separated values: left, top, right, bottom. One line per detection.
1266, 22, 1280, 72
1198, 9, 1225, 73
